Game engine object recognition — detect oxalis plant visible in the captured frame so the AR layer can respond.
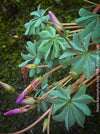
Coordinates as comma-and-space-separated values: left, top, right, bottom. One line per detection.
0, 1, 100, 134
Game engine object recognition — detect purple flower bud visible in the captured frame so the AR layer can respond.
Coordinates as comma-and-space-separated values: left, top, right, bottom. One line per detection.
16, 77, 43, 103
21, 64, 36, 84
4, 105, 34, 115
0, 81, 15, 93
49, 11, 66, 37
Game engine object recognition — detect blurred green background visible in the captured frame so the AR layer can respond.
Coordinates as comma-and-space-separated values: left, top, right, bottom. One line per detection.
0, 0, 100, 133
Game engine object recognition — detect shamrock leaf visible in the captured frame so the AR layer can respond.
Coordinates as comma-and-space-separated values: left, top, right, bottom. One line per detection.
48, 84, 93, 131
76, 8, 100, 44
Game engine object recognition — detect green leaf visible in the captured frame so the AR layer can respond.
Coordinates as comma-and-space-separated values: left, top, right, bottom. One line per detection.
29, 69, 35, 77
26, 41, 36, 56
79, 8, 95, 17
30, 11, 40, 16
71, 56, 86, 74
76, 8, 100, 43
21, 53, 34, 60
19, 60, 31, 67
72, 104, 85, 127
52, 103, 67, 115
59, 49, 76, 59
24, 5, 49, 35
72, 85, 86, 99
57, 84, 70, 99
53, 107, 68, 122
92, 22, 100, 44
39, 30, 52, 39
73, 95, 93, 104
73, 102, 91, 116
65, 104, 75, 130
82, 19, 97, 37
50, 90, 67, 100
73, 32, 85, 52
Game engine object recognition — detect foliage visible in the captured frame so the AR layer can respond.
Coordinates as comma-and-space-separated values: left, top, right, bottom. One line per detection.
60, 32, 100, 78
76, 8, 100, 44
0, 3, 100, 134
48, 84, 93, 130
24, 4, 49, 36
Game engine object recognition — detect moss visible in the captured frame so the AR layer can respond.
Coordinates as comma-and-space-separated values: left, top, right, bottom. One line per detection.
0, 0, 100, 133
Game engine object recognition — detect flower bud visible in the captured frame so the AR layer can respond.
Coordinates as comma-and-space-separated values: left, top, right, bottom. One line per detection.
20, 97, 40, 105
0, 81, 15, 93
49, 11, 66, 37
42, 118, 48, 133
69, 72, 78, 79
16, 77, 43, 103
21, 64, 36, 84
4, 105, 34, 115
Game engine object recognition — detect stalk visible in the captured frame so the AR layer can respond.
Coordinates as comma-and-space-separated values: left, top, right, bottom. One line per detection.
65, 38, 81, 56
47, 104, 54, 134
43, 65, 64, 78
84, 0, 100, 6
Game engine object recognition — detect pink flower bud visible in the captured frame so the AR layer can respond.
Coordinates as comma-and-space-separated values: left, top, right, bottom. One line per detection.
4, 105, 34, 115
16, 77, 43, 103
21, 64, 36, 84
49, 11, 66, 37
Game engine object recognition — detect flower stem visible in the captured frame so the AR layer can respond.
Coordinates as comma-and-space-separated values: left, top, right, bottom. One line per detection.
87, 76, 100, 88
84, 0, 100, 6
47, 104, 54, 134
36, 65, 48, 68
64, 38, 81, 56
43, 65, 64, 78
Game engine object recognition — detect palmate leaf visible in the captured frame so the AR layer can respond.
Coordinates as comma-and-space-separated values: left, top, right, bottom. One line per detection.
24, 4, 49, 35
76, 8, 100, 44
60, 32, 100, 79
19, 41, 42, 77
48, 84, 93, 131
38, 26, 66, 60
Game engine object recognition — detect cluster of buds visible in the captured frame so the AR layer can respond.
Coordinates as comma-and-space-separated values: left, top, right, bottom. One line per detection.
3, 76, 43, 115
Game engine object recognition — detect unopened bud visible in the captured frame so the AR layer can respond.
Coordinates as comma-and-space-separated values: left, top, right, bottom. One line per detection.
20, 97, 40, 105
69, 72, 78, 79
43, 118, 48, 133
16, 76, 43, 103
21, 64, 36, 84
49, 11, 66, 37
4, 105, 34, 115
0, 81, 15, 93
